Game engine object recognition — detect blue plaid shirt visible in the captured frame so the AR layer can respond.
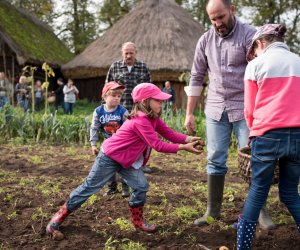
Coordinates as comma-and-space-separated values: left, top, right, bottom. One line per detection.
106, 59, 151, 111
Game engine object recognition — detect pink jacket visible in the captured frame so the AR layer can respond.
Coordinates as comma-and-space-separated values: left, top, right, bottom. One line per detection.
244, 42, 300, 137
102, 111, 187, 168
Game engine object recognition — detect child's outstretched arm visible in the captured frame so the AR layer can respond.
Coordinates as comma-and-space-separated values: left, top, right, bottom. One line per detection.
178, 141, 202, 154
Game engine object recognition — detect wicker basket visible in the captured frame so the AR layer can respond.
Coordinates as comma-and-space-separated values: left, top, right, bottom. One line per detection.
238, 146, 279, 184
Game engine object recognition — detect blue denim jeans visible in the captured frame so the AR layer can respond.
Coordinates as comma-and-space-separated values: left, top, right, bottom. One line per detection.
0, 96, 9, 109
67, 152, 149, 211
242, 128, 300, 225
64, 102, 74, 114
206, 110, 249, 175
17, 96, 28, 111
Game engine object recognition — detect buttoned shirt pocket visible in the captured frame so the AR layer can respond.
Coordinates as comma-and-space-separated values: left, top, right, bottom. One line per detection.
225, 44, 246, 68
252, 136, 280, 162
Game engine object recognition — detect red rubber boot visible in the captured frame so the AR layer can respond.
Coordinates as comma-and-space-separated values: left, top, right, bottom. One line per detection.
46, 203, 72, 236
129, 205, 157, 232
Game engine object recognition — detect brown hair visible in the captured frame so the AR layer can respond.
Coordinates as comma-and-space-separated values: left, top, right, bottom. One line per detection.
256, 24, 287, 47
127, 99, 161, 119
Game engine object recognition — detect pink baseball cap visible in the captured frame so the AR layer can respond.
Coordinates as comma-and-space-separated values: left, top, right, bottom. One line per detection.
132, 83, 171, 103
246, 24, 281, 61
102, 81, 125, 97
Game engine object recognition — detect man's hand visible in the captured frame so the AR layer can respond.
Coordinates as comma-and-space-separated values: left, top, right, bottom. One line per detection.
91, 146, 99, 156
184, 114, 196, 135
184, 96, 198, 135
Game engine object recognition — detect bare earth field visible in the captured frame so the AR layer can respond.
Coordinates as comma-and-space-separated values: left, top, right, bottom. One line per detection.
0, 143, 299, 250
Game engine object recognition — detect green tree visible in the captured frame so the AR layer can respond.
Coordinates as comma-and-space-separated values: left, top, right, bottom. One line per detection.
57, 0, 97, 54
181, 0, 211, 31
235, 0, 300, 54
98, 0, 140, 31
11, 0, 55, 24
98, 0, 186, 31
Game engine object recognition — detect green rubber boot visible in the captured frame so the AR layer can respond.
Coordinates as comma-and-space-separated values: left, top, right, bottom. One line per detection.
194, 175, 225, 226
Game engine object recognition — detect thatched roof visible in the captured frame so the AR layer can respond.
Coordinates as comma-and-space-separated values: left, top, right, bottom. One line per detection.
0, 0, 73, 67
62, 0, 204, 81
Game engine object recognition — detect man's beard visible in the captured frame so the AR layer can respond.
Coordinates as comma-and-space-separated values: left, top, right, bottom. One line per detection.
215, 16, 235, 37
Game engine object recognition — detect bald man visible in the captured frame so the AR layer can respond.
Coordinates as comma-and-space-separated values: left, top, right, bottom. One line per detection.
106, 42, 151, 112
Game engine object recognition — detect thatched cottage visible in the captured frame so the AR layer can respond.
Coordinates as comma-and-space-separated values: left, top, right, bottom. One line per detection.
62, 0, 204, 109
0, 0, 72, 83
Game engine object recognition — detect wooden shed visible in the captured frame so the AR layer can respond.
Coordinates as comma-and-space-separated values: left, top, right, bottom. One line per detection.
62, 0, 204, 109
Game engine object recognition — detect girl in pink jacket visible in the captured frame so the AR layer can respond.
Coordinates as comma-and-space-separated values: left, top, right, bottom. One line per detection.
46, 83, 202, 239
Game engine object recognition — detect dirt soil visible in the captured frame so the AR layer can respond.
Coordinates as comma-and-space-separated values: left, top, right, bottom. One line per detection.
0, 144, 299, 250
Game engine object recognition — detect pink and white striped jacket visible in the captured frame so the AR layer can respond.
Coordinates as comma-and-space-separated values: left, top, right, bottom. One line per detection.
244, 42, 300, 137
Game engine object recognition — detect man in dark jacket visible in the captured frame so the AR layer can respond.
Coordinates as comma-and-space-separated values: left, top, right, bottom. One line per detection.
53, 78, 65, 112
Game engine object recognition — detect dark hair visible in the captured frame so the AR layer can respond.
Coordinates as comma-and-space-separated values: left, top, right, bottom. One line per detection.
127, 99, 161, 119
206, 0, 231, 8
57, 77, 63, 82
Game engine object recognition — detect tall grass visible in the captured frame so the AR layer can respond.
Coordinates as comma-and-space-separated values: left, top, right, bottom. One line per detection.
0, 101, 94, 145
0, 100, 207, 145
161, 108, 206, 139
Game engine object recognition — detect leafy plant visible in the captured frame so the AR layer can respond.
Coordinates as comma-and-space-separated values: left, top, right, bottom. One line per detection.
82, 194, 98, 207
31, 207, 49, 220
42, 62, 55, 115
28, 155, 44, 164
7, 211, 17, 220
179, 71, 191, 86
104, 236, 119, 250
37, 181, 60, 196
174, 205, 198, 223
113, 217, 132, 231
120, 240, 146, 250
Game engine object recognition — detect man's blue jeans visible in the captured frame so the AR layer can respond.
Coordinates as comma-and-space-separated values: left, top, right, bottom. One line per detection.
0, 96, 9, 109
17, 96, 28, 111
206, 110, 249, 175
242, 128, 300, 225
67, 152, 148, 211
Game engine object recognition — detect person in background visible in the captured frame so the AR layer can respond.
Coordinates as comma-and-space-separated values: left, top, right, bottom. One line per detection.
15, 75, 29, 112
0, 72, 12, 109
63, 79, 79, 115
184, 0, 275, 230
34, 80, 43, 111
237, 24, 300, 250
46, 83, 202, 239
53, 78, 65, 113
106, 41, 153, 174
162, 81, 176, 113
90, 81, 130, 197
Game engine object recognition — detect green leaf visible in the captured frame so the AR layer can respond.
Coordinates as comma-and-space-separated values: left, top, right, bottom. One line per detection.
206, 216, 215, 224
